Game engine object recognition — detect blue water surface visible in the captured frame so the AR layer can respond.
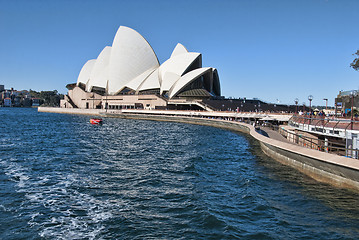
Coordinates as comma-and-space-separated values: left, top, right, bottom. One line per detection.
1, 108, 359, 239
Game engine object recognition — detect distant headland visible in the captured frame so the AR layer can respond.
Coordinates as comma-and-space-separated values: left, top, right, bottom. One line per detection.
0, 85, 63, 107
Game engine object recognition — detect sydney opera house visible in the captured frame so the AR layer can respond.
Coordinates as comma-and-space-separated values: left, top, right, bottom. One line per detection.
61, 26, 221, 110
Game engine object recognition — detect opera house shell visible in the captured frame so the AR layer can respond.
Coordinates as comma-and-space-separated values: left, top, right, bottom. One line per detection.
62, 26, 221, 110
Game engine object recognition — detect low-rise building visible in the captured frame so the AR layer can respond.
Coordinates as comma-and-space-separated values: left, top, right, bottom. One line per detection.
335, 90, 358, 115
4, 98, 11, 107
32, 98, 41, 106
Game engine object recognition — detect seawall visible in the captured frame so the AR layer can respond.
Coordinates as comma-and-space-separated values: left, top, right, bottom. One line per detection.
38, 107, 359, 191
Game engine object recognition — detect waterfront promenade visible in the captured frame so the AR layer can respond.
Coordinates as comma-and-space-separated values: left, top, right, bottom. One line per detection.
39, 107, 359, 191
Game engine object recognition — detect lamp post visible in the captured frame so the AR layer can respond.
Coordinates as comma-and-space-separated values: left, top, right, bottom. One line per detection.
308, 95, 313, 116
105, 80, 109, 112
351, 90, 357, 130
323, 98, 328, 111
294, 98, 299, 114
308, 95, 313, 125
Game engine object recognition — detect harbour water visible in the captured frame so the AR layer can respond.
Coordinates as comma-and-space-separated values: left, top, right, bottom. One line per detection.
1, 108, 359, 239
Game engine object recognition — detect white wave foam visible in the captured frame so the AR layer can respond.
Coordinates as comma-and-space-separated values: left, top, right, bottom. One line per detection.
0, 159, 30, 189
0, 204, 8, 211
29, 174, 117, 239
0, 158, 120, 239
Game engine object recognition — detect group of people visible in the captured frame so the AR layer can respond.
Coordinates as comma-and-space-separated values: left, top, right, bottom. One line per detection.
297, 110, 326, 117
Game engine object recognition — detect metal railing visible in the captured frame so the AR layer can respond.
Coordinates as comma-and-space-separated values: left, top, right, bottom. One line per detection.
289, 115, 359, 131
278, 127, 359, 159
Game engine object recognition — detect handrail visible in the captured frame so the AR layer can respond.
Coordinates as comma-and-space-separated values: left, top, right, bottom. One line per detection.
290, 114, 359, 132
291, 114, 359, 122
278, 126, 358, 159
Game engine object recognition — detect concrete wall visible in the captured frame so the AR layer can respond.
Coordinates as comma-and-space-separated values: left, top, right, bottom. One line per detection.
260, 142, 359, 189
68, 87, 102, 109
103, 95, 167, 110
63, 91, 167, 110
39, 107, 102, 115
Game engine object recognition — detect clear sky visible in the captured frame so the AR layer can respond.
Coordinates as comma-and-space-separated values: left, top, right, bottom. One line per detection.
0, 0, 358, 106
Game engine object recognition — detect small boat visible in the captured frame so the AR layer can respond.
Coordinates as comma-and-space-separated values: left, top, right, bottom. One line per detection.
90, 118, 103, 125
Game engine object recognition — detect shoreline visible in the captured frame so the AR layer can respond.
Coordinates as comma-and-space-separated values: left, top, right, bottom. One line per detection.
38, 107, 359, 191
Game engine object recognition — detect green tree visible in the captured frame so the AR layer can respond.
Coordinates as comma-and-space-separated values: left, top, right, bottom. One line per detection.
39, 90, 63, 107
351, 50, 359, 71
29, 89, 40, 98
29, 89, 64, 107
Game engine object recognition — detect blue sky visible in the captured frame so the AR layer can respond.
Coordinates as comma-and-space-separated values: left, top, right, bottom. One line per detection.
0, 0, 358, 106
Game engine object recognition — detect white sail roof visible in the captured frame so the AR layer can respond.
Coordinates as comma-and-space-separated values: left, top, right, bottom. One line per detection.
169, 67, 212, 99
73, 26, 220, 100
86, 46, 111, 92
212, 68, 221, 96
108, 26, 160, 94
121, 67, 157, 92
170, 43, 188, 58
160, 72, 180, 94
137, 68, 160, 92
77, 59, 96, 86
159, 52, 201, 85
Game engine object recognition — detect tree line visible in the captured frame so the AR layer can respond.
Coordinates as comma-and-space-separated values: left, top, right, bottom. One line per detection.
29, 90, 64, 107
351, 50, 359, 71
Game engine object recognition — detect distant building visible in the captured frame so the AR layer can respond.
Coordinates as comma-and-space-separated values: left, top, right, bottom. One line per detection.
4, 98, 11, 107
61, 26, 221, 111
1, 90, 10, 99
0, 86, 37, 107
1, 90, 11, 106
335, 90, 358, 115
32, 98, 41, 106
12, 90, 21, 97
202, 98, 301, 113
14, 96, 22, 107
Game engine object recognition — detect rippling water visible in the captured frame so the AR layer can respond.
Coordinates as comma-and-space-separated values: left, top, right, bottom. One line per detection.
1, 108, 359, 239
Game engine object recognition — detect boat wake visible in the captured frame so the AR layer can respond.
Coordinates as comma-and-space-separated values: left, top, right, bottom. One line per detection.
0, 158, 119, 240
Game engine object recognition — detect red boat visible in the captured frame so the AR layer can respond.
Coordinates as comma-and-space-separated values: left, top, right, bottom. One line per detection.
90, 118, 103, 125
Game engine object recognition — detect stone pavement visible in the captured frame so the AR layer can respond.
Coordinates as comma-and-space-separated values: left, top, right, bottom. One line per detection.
259, 126, 294, 144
